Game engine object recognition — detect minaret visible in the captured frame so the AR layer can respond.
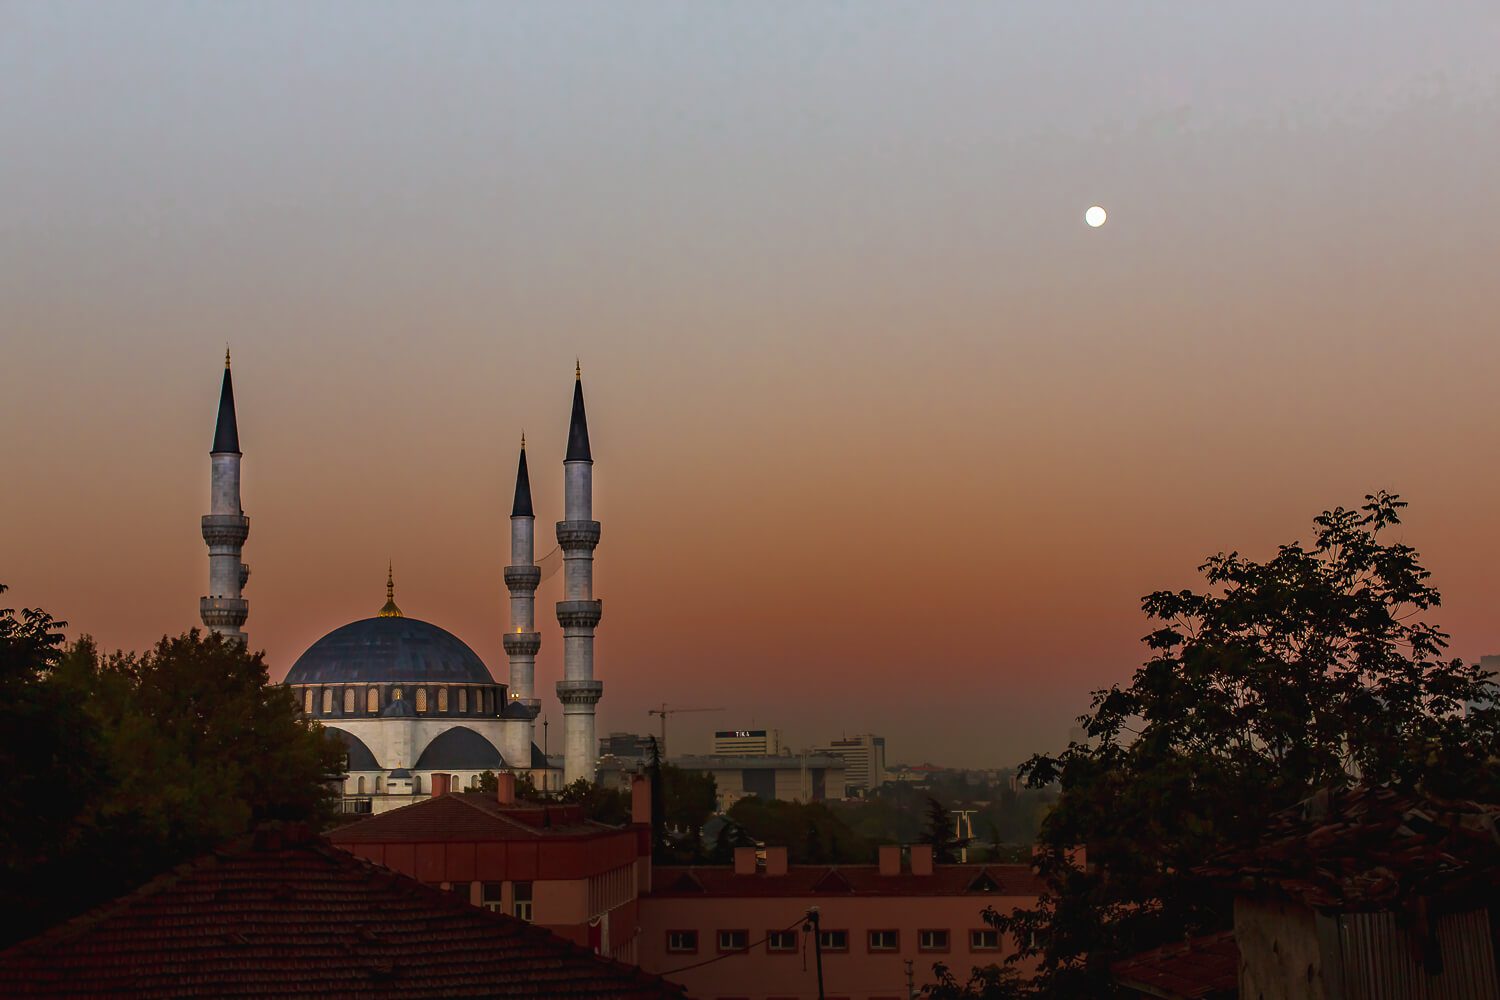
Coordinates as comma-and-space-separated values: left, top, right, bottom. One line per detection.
200, 349, 250, 641
503, 435, 543, 768
556, 364, 603, 784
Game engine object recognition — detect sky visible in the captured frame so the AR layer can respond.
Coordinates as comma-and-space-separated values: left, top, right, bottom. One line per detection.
3, 3, 1500, 765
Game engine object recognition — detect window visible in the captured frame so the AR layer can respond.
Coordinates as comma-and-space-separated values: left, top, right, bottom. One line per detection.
868, 929, 898, 952
481, 688, 490, 713
367, 688, 379, 712
449, 881, 471, 904
343, 688, 355, 713
919, 929, 950, 952
717, 929, 750, 952
356, 776, 365, 794
458, 688, 468, 713
970, 929, 1000, 951
438, 687, 448, 712
481, 882, 503, 913
513, 880, 533, 921
392, 687, 402, 701
374, 776, 383, 792
322, 688, 333, 713
766, 929, 798, 953
303, 688, 313, 713
666, 930, 698, 954
818, 929, 848, 952
412, 775, 421, 794
416, 688, 428, 712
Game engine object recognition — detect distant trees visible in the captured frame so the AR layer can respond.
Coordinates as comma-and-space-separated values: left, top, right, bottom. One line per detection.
0, 591, 345, 947
974, 494, 1500, 997
726, 797, 870, 863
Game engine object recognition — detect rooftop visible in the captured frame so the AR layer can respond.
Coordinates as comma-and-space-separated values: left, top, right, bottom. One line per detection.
649, 863, 1043, 898
0, 824, 682, 999
1110, 931, 1239, 1000
329, 792, 620, 844
670, 753, 847, 769
1197, 784, 1500, 911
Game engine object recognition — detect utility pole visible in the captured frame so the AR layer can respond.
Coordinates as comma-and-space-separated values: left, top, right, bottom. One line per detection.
804, 906, 825, 1000
905, 958, 915, 999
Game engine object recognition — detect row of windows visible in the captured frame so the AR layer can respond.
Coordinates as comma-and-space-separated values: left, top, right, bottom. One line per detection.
301, 685, 496, 716
347, 773, 469, 794
667, 928, 1000, 955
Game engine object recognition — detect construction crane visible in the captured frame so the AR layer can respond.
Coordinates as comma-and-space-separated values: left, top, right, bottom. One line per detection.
646, 704, 724, 758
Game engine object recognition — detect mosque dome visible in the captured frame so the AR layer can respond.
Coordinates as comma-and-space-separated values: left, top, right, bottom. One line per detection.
413, 726, 506, 771
284, 616, 495, 686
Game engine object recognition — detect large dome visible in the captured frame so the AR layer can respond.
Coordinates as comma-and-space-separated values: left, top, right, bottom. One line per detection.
284, 616, 494, 686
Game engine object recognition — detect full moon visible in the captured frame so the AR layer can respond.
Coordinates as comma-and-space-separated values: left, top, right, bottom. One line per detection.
1085, 206, 1107, 228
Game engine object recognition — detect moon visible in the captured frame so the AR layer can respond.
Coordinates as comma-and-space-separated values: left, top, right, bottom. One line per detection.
1085, 206, 1107, 228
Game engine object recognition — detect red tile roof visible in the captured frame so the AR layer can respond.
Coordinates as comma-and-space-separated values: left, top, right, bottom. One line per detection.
1197, 784, 1500, 911
0, 824, 683, 999
1111, 931, 1239, 1000
330, 792, 618, 843
648, 863, 1043, 898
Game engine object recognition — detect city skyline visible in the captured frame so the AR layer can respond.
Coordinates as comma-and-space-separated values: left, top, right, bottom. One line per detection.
5, 3, 1500, 764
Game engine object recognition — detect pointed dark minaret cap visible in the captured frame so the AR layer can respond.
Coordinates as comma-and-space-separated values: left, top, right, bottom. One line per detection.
211, 349, 241, 455
511, 435, 534, 517
565, 365, 592, 463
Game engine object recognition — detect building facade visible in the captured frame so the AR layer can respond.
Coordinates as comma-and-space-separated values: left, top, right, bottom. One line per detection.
670, 754, 848, 811
812, 734, 887, 796
711, 729, 781, 756
636, 844, 1042, 1000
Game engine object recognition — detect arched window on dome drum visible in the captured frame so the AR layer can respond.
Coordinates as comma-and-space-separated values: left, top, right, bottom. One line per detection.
367, 688, 379, 713
416, 688, 428, 713
438, 688, 448, 712
343, 688, 354, 713
458, 688, 468, 713
413, 775, 422, 794
303, 689, 313, 714
357, 776, 365, 794
392, 688, 402, 701
322, 688, 333, 714
374, 775, 382, 792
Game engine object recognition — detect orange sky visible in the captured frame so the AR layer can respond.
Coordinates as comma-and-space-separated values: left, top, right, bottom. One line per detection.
3, 4, 1500, 763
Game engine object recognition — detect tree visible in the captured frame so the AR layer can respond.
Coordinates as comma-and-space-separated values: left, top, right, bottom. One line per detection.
924, 962, 1027, 1000
983, 494, 1500, 996
922, 795, 964, 863
1, 614, 346, 947
558, 777, 631, 825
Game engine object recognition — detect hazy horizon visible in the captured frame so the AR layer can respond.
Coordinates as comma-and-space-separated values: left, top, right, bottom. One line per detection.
4, 3, 1500, 765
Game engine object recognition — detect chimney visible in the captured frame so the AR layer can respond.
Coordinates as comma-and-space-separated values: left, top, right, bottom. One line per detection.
631, 773, 650, 825
878, 844, 901, 876
431, 773, 449, 798
733, 846, 757, 875
764, 846, 788, 877
496, 771, 516, 806
910, 843, 934, 876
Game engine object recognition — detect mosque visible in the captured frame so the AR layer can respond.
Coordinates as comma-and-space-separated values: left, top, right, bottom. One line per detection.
198, 355, 604, 809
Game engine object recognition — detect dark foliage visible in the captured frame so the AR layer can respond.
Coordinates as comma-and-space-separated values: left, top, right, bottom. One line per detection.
0, 604, 344, 947
978, 494, 1500, 997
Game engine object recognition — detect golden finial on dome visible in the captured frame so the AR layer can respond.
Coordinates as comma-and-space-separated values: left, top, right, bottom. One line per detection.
379, 561, 403, 618
225, 345, 231, 369
575, 358, 581, 380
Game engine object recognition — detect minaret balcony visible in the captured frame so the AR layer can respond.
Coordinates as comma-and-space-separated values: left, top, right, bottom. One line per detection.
503, 566, 542, 591
555, 600, 603, 629
502, 631, 542, 656
556, 678, 603, 707
555, 520, 601, 551
200, 596, 249, 628
201, 514, 250, 547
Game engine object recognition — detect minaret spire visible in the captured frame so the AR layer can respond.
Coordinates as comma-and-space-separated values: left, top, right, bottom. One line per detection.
503, 435, 543, 770
201, 354, 250, 641
556, 368, 602, 784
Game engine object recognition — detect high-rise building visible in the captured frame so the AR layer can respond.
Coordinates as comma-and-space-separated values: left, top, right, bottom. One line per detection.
812, 734, 887, 796
711, 729, 780, 756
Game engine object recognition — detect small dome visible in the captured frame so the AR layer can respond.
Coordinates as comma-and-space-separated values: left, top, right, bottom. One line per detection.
414, 727, 505, 771
284, 616, 494, 686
